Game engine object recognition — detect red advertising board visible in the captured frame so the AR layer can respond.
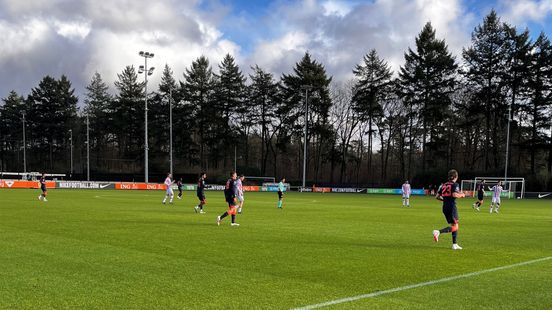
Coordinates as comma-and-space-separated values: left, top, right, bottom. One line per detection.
0, 180, 56, 189
115, 183, 165, 190
243, 186, 260, 192
312, 186, 331, 193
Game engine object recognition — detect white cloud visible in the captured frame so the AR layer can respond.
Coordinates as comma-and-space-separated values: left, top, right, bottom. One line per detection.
322, 0, 354, 16
248, 0, 473, 81
0, 0, 239, 98
500, 0, 552, 24
54, 19, 91, 40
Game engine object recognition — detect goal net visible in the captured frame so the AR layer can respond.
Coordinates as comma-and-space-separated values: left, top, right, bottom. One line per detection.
243, 176, 276, 186
460, 177, 525, 199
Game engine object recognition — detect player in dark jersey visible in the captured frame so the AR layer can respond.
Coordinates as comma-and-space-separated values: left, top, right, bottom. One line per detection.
217, 171, 239, 226
176, 178, 183, 200
433, 169, 466, 250
472, 180, 485, 211
38, 173, 48, 202
194, 173, 208, 214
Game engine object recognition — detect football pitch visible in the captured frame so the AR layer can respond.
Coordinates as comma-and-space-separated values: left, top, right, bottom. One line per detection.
0, 189, 550, 309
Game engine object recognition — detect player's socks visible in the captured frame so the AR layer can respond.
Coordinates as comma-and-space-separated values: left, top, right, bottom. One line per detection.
231, 214, 236, 223
238, 207, 242, 213
217, 216, 221, 226
452, 231, 458, 244
277, 201, 282, 208
220, 212, 228, 220
439, 227, 452, 234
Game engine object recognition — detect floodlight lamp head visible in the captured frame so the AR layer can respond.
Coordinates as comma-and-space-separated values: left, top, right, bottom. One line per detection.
149, 53, 155, 58
139, 51, 145, 56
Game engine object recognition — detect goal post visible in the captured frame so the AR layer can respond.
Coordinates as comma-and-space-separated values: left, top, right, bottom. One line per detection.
460, 177, 525, 199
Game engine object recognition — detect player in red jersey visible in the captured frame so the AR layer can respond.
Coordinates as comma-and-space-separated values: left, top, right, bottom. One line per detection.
433, 169, 465, 250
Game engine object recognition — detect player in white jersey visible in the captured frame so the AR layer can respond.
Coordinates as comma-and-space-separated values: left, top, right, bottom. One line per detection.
489, 181, 506, 213
162, 173, 174, 205
401, 180, 411, 207
236, 175, 245, 213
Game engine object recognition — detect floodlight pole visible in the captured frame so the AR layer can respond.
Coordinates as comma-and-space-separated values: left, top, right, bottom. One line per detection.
139, 51, 155, 183
69, 129, 73, 177
22, 111, 26, 173
169, 87, 173, 175
86, 113, 90, 181
301, 85, 312, 189
504, 103, 512, 184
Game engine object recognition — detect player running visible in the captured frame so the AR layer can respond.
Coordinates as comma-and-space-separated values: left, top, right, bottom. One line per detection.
177, 178, 183, 199
472, 180, 485, 211
194, 172, 208, 214
490, 181, 506, 214
162, 173, 174, 204
401, 180, 411, 207
277, 177, 286, 209
38, 173, 48, 202
217, 171, 240, 226
432, 169, 466, 250
237, 174, 245, 214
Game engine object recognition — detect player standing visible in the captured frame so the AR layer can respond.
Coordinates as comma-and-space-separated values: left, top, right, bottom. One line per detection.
277, 177, 286, 209
38, 173, 48, 202
177, 178, 183, 199
237, 174, 245, 214
162, 173, 174, 204
472, 180, 485, 211
432, 169, 466, 250
401, 180, 411, 207
490, 181, 505, 214
194, 172, 207, 213
217, 171, 239, 226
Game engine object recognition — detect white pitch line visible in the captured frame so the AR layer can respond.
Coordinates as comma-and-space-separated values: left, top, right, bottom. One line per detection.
293, 256, 552, 310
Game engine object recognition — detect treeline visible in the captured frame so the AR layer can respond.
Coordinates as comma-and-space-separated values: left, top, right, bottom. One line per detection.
1, 11, 551, 189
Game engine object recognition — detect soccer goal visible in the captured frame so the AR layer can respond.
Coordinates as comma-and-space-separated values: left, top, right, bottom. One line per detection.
460, 177, 525, 199
243, 176, 276, 186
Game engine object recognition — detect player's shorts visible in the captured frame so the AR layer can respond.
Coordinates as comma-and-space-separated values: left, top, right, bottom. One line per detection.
492, 196, 501, 204
197, 193, 206, 203
442, 204, 459, 225
402, 194, 410, 199
278, 191, 283, 199
477, 191, 484, 201
41, 186, 47, 193
166, 188, 174, 195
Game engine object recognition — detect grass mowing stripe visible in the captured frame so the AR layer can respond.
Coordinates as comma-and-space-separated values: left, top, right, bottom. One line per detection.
292, 256, 552, 310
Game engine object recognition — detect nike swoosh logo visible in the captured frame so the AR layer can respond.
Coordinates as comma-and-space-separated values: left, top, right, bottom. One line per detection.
538, 193, 551, 199
99, 184, 111, 189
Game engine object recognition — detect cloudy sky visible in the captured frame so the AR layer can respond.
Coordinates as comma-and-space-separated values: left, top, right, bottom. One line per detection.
1, 0, 552, 102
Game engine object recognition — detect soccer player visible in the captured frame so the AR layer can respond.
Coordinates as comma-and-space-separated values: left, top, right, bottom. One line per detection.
38, 173, 48, 202
432, 169, 466, 250
177, 178, 183, 199
217, 171, 239, 226
490, 181, 506, 214
277, 177, 286, 209
401, 180, 411, 207
194, 172, 208, 214
237, 174, 245, 214
162, 173, 174, 204
472, 180, 485, 211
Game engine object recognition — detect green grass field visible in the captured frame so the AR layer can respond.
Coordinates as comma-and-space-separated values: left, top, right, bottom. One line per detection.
0, 189, 550, 309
